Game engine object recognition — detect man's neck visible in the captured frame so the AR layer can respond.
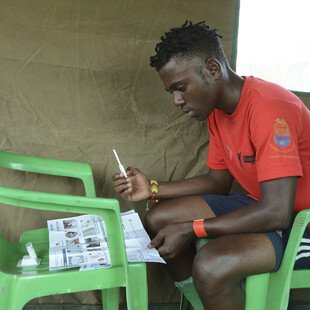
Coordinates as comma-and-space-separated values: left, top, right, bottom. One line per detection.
217, 70, 244, 115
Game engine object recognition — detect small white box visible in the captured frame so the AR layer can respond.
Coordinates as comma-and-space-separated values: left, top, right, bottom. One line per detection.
17, 255, 41, 267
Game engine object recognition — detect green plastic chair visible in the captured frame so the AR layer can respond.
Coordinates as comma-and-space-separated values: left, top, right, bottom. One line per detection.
0, 151, 148, 309
179, 209, 310, 310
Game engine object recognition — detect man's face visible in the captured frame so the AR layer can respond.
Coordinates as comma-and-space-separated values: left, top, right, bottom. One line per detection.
158, 57, 218, 121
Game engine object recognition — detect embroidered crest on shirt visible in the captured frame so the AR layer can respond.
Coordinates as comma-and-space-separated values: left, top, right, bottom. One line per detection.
274, 118, 291, 148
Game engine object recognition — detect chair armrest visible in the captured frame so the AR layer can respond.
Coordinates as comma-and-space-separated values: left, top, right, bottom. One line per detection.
0, 186, 112, 214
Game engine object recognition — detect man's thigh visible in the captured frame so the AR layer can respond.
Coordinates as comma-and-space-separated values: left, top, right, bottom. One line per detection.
194, 233, 277, 279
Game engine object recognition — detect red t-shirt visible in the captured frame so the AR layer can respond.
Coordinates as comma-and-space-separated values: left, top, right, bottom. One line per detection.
207, 76, 310, 213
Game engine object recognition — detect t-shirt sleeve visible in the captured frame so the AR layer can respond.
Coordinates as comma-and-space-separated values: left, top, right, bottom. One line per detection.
206, 116, 227, 170
250, 98, 303, 182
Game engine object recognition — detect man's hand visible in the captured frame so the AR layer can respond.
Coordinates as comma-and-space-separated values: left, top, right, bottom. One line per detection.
112, 166, 150, 201
148, 221, 195, 260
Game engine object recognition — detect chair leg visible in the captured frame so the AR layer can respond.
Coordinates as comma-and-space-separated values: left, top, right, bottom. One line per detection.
0, 298, 14, 310
102, 287, 120, 310
245, 273, 270, 310
126, 263, 148, 310
175, 277, 203, 310
265, 272, 292, 310
2, 295, 26, 309
0, 279, 26, 310
180, 293, 191, 310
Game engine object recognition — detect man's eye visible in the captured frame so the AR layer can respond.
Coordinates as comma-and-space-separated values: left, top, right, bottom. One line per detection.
167, 85, 185, 94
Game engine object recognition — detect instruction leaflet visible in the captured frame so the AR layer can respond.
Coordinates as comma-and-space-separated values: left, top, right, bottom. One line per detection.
48, 210, 165, 271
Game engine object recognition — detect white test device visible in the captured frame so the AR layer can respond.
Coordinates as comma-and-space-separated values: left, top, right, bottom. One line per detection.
17, 242, 41, 267
26, 242, 38, 260
113, 149, 128, 177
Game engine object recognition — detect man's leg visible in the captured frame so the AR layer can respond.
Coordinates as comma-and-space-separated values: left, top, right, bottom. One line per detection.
145, 195, 278, 310
192, 233, 276, 310
145, 195, 215, 280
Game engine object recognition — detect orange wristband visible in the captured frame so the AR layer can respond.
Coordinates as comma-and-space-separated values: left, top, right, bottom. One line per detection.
193, 219, 207, 238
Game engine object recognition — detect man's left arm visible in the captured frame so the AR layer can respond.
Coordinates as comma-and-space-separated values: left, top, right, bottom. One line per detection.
149, 176, 297, 260
204, 176, 298, 235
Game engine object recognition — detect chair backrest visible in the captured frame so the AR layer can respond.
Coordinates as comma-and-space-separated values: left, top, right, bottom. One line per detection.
0, 150, 97, 253
0, 151, 96, 197
0, 185, 128, 269
280, 209, 310, 276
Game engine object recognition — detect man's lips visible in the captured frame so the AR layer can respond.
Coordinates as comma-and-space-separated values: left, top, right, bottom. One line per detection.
182, 109, 194, 117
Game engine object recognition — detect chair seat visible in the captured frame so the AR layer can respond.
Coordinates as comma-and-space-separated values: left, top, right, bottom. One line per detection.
1, 228, 126, 282
0, 218, 147, 310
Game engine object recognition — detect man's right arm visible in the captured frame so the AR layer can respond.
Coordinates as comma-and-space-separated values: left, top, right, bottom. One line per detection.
113, 167, 234, 201
156, 168, 233, 199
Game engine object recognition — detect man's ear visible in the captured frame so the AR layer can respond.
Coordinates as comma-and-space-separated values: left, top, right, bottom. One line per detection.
205, 58, 222, 80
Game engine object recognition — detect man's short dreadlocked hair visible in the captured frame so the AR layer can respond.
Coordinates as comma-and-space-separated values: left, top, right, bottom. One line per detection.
150, 20, 226, 71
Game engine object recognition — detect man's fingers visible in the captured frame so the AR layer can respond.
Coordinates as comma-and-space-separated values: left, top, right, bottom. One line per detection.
114, 183, 126, 193
114, 178, 132, 194
148, 233, 164, 249
112, 172, 124, 181
154, 244, 175, 260
113, 176, 130, 186
125, 166, 137, 176
120, 187, 133, 198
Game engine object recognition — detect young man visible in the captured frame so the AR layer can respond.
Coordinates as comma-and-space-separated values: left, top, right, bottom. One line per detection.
113, 21, 310, 309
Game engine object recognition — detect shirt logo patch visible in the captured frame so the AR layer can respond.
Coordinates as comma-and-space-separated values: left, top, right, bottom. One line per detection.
274, 118, 291, 148
238, 152, 256, 165
243, 153, 256, 164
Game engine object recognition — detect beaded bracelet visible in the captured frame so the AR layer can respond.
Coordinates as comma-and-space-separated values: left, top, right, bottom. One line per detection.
193, 219, 208, 238
146, 179, 159, 211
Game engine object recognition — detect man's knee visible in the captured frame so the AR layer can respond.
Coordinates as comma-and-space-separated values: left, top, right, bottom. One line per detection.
193, 245, 221, 284
145, 202, 170, 235
192, 244, 242, 297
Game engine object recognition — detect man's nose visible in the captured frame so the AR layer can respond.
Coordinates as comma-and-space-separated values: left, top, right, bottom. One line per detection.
172, 92, 185, 106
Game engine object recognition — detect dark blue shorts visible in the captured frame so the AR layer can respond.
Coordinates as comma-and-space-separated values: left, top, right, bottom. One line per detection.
201, 193, 310, 271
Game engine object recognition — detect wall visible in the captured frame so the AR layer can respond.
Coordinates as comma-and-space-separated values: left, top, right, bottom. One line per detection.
0, 0, 237, 305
